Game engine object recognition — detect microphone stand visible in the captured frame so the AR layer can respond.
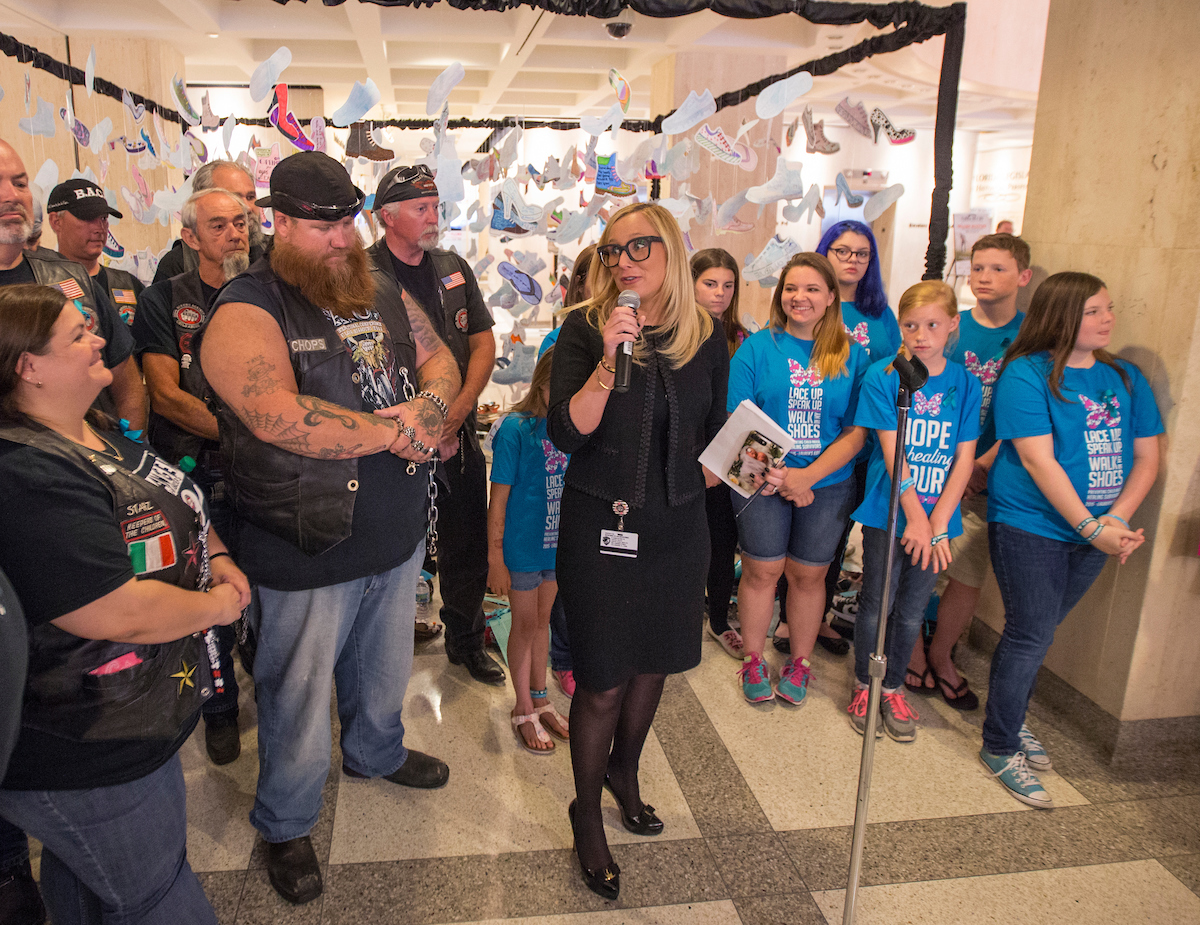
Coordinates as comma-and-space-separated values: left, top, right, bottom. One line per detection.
842, 354, 928, 925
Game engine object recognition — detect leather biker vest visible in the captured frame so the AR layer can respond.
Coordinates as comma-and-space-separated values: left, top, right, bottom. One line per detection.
103, 267, 141, 326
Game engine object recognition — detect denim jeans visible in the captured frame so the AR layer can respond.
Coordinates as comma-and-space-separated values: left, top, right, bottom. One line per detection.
250, 545, 422, 843
0, 756, 214, 925
983, 523, 1108, 756
549, 593, 572, 672
854, 525, 941, 690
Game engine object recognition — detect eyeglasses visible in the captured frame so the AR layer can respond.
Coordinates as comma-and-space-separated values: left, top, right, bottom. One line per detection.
597, 236, 663, 268
829, 246, 871, 263
270, 188, 365, 222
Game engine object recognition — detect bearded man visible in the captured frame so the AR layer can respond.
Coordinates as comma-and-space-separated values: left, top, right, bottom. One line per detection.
200, 152, 460, 905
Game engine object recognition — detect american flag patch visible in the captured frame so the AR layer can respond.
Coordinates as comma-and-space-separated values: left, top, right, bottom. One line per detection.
56, 279, 86, 301
441, 271, 466, 289
112, 288, 137, 305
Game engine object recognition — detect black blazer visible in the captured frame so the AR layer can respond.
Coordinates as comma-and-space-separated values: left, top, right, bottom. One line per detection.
547, 308, 729, 510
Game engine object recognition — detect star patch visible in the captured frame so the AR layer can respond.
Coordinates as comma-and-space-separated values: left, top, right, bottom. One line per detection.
171, 659, 196, 695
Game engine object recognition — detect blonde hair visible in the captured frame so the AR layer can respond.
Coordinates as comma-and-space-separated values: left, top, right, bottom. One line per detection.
581, 202, 712, 369
888, 280, 958, 372
769, 253, 850, 380
510, 347, 554, 419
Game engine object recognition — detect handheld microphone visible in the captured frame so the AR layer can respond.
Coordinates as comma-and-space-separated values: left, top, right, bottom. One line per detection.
614, 289, 639, 393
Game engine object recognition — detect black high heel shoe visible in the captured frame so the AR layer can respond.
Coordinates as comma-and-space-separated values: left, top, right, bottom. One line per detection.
603, 775, 664, 836
568, 800, 620, 900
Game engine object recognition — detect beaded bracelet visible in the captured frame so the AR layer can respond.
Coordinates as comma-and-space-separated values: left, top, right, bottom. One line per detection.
1103, 513, 1131, 529
1084, 522, 1105, 542
1074, 516, 1099, 536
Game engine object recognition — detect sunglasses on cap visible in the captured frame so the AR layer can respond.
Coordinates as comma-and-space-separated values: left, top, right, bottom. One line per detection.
269, 188, 365, 222
376, 164, 437, 204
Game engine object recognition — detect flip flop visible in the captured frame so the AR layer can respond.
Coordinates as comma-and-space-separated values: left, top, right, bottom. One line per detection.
512, 712, 555, 754
931, 668, 979, 711
497, 261, 543, 305
904, 666, 936, 694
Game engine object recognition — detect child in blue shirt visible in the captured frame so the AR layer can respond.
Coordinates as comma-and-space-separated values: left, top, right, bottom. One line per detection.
849, 281, 981, 743
488, 351, 571, 753
981, 272, 1162, 808
728, 253, 869, 707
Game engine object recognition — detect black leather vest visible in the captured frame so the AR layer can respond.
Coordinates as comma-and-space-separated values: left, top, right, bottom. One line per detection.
0, 422, 213, 744
26, 250, 102, 331
146, 270, 216, 469
201, 258, 426, 557
102, 267, 141, 326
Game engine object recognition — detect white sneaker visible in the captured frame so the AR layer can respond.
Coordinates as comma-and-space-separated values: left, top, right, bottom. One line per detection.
707, 623, 744, 659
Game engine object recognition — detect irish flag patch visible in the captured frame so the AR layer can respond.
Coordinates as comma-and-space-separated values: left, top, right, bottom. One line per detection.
129, 533, 177, 574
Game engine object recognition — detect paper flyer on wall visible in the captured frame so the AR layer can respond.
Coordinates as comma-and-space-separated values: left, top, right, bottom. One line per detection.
699, 400, 793, 499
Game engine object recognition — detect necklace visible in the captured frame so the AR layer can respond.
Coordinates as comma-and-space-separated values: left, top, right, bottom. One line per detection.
84, 423, 124, 462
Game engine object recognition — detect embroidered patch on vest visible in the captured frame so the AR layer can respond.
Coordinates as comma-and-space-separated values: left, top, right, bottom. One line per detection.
55, 279, 85, 301
174, 304, 203, 329
112, 288, 137, 305
289, 337, 328, 352
441, 271, 466, 289
455, 308, 469, 331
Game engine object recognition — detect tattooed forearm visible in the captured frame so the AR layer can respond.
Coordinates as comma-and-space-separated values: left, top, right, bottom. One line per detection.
317, 443, 366, 459
404, 298, 448, 358
417, 347, 461, 406
242, 355, 281, 398
296, 394, 360, 430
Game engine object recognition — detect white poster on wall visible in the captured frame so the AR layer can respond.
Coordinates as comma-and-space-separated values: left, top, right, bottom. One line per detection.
951, 211, 992, 278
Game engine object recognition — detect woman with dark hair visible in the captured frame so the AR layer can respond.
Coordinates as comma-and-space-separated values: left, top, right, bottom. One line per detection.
539, 244, 597, 361
0, 284, 249, 924
815, 220, 899, 362
982, 272, 1161, 808
728, 253, 868, 706
548, 203, 728, 899
691, 248, 747, 658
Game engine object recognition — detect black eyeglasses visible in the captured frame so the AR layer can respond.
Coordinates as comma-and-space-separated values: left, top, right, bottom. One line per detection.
828, 245, 871, 263
597, 236, 663, 268
270, 188, 365, 222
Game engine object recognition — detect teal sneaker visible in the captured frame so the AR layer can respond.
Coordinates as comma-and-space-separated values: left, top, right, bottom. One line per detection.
980, 748, 1053, 809
775, 657, 811, 706
738, 653, 774, 703
1018, 723, 1052, 771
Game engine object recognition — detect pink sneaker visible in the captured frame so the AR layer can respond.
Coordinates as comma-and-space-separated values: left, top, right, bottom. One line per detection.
554, 669, 576, 699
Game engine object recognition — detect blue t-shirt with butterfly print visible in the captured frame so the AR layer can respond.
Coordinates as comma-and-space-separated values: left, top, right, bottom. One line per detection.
489, 414, 570, 572
852, 357, 982, 538
841, 300, 902, 363
727, 328, 871, 489
986, 353, 1164, 544
947, 308, 1024, 456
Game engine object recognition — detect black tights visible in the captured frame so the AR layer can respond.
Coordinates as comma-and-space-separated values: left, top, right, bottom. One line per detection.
568, 672, 666, 870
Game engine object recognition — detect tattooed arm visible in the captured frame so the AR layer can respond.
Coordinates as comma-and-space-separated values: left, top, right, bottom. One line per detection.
201, 302, 400, 460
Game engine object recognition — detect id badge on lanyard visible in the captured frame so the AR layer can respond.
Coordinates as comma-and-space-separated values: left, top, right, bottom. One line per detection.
599, 500, 638, 558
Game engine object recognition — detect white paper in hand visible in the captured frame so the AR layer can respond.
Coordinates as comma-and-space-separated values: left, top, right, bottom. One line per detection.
699, 400, 794, 498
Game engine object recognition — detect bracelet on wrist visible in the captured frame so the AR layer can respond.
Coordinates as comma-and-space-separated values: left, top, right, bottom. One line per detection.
1102, 513, 1130, 529
1074, 516, 1098, 536
1084, 522, 1105, 542
899, 475, 916, 493
930, 533, 948, 547
210, 551, 231, 561
595, 365, 614, 391
599, 357, 616, 374
416, 390, 449, 420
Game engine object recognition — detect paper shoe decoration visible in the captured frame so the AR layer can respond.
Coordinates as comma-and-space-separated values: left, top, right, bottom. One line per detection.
59, 108, 89, 146
250, 47, 292, 103
661, 89, 716, 136
19, 97, 55, 138
714, 190, 753, 234
609, 68, 632, 113
498, 261, 542, 306
332, 79, 381, 128
121, 89, 146, 123
580, 101, 624, 138
593, 153, 636, 197
426, 62, 465, 116
746, 159, 805, 205
695, 125, 742, 165
743, 235, 801, 283
862, 183, 905, 222
88, 117, 113, 155
755, 71, 813, 120
268, 83, 315, 151
172, 75, 201, 126
84, 46, 96, 96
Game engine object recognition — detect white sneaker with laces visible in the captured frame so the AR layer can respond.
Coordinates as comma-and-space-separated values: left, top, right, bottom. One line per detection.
707, 623, 744, 659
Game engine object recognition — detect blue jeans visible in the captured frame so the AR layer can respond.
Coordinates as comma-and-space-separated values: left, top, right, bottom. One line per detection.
854, 526, 942, 690
250, 545, 421, 843
983, 523, 1107, 756
0, 756, 214, 925
549, 593, 572, 672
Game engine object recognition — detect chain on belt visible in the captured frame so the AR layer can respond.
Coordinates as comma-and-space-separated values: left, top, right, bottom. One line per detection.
398, 366, 439, 556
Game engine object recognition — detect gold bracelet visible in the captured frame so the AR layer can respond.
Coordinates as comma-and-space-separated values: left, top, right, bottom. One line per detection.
595, 365, 615, 391
599, 357, 616, 374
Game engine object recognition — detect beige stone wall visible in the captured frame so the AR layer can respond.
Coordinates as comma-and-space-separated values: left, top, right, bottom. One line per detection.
976, 0, 1200, 722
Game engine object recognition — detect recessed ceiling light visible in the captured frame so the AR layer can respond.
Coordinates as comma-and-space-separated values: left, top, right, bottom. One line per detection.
207, 33, 219, 38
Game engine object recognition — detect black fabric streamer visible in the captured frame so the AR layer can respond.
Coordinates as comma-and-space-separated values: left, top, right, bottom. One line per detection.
922, 5, 966, 280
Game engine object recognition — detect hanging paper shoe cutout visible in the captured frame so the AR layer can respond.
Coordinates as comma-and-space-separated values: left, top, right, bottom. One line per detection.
84, 46, 96, 97
345, 122, 393, 161
508, 250, 547, 277
220, 116, 236, 153
661, 89, 716, 135
487, 280, 520, 311
308, 116, 327, 153
746, 159, 805, 204
468, 201, 492, 233
756, 71, 813, 120
863, 183, 904, 222
59, 108, 89, 146
685, 191, 714, 226
490, 199, 531, 237
33, 162, 58, 209
498, 261, 543, 306
785, 116, 799, 148
609, 67, 632, 113
617, 137, 654, 184
735, 119, 759, 142
268, 83, 315, 151
112, 135, 146, 155
498, 179, 544, 227
250, 46, 292, 103
473, 253, 495, 276
496, 127, 523, 172
436, 155, 466, 203
836, 97, 872, 138
803, 105, 839, 155
103, 228, 124, 259
657, 193, 696, 231
870, 108, 916, 145
121, 89, 146, 123
734, 142, 757, 172
714, 190, 753, 234
184, 132, 208, 165
548, 208, 592, 245
172, 75, 201, 126
743, 235, 802, 283
200, 92, 221, 132
694, 124, 742, 165
492, 342, 538, 386
19, 97, 55, 138
835, 173, 864, 208
331, 79, 380, 128
426, 61, 465, 116
88, 117, 113, 155
782, 183, 824, 224
593, 153, 636, 197
581, 101, 624, 138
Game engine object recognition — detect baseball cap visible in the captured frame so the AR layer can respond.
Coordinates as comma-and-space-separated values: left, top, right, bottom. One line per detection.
47, 179, 122, 220
256, 151, 365, 221
375, 164, 439, 208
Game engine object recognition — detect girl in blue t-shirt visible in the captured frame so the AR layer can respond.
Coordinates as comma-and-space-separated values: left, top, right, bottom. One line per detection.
488, 350, 571, 753
728, 253, 870, 707
981, 272, 1162, 808
816, 220, 901, 364
849, 281, 981, 743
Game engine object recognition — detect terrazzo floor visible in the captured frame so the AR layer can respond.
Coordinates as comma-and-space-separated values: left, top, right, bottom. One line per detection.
57, 603, 1200, 924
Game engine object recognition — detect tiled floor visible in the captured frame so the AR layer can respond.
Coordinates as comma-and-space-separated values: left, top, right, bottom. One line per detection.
108, 614, 1200, 923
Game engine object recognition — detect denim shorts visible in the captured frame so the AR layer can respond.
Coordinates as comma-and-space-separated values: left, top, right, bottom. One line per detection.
509, 568, 557, 591
734, 475, 857, 566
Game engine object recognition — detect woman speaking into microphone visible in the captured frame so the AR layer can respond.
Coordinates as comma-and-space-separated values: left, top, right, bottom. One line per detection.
548, 203, 729, 900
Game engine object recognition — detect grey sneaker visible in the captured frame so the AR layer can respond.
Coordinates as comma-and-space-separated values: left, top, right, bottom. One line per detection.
847, 687, 881, 737
880, 690, 919, 743
980, 748, 1053, 809
1018, 723, 1052, 771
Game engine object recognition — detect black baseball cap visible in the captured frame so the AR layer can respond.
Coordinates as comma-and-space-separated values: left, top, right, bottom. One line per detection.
256, 151, 365, 221
375, 164, 439, 208
47, 179, 122, 220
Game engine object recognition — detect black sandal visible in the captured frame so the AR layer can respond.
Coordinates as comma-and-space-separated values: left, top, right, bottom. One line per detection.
904, 666, 936, 694
931, 668, 979, 711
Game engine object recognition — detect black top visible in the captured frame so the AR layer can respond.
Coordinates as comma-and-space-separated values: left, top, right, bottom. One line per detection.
547, 310, 729, 509
0, 433, 196, 789
387, 249, 493, 347
0, 566, 26, 782
132, 277, 218, 360
210, 273, 423, 590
